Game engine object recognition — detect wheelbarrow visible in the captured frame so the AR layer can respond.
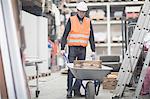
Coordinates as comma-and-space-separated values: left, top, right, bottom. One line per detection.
66, 63, 113, 99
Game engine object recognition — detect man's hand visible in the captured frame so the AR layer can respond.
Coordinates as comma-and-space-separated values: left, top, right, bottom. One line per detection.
91, 52, 96, 60
61, 50, 65, 55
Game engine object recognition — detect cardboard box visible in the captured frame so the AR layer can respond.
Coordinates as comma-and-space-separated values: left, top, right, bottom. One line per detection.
103, 84, 116, 90
111, 72, 118, 76
103, 77, 117, 90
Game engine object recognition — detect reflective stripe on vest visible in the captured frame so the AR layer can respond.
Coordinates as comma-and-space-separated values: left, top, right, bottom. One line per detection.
67, 15, 90, 47
68, 34, 89, 39
68, 39, 88, 43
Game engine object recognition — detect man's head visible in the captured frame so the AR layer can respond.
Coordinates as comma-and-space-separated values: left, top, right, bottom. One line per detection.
76, 2, 88, 18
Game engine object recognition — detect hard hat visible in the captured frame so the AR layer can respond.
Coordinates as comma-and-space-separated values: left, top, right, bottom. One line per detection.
76, 2, 88, 11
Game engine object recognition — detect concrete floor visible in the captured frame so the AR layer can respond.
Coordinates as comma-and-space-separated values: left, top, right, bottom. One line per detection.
28, 72, 113, 99
28, 72, 150, 99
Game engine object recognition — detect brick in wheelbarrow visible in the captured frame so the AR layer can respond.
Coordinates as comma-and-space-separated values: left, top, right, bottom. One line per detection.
73, 60, 102, 69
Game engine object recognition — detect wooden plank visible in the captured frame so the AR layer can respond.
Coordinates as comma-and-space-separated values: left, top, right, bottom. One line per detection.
0, 51, 8, 99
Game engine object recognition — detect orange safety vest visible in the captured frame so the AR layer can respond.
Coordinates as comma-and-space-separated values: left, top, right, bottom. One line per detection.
67, 15, 90, 47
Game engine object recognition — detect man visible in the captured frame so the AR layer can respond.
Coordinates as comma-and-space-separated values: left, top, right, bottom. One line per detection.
61, 1, 95, 98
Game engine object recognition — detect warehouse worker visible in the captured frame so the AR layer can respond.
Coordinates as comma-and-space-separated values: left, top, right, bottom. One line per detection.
61, 1, 95, 98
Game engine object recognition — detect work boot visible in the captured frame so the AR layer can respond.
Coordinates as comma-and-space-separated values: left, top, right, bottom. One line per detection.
66, 90, 72, 98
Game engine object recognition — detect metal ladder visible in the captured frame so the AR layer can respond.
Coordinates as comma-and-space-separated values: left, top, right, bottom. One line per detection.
112, 0, 150, 98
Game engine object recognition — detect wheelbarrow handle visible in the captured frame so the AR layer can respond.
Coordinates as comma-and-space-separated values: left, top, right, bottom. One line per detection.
62, 53, 69, 63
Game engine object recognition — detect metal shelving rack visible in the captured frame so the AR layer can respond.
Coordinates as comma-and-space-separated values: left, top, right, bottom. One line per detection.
65, 1, 144, 55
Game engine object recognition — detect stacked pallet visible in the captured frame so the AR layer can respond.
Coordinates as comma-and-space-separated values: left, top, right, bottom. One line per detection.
103, 72, 118, 90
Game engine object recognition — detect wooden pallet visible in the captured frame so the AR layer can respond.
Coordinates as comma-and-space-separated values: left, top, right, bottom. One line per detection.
27, 72, 51, 80
92, 18, 105, 21
112, 40, 123, 43
95, 41, 106, 43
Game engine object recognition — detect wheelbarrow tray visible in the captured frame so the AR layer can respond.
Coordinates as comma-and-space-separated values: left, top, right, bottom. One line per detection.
67, 63, 113, 80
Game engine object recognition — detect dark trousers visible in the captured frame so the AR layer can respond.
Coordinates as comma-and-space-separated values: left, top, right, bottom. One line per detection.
67, 46, 86, 92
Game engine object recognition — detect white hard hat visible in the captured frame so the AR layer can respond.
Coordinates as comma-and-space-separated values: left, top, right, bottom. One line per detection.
76, 2, 88, 11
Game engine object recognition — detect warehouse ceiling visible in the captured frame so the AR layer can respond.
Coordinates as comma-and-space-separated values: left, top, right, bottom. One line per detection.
21, 0, 42, 16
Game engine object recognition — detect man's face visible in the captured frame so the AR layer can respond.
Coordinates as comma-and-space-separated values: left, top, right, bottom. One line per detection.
77, 10, 86, 18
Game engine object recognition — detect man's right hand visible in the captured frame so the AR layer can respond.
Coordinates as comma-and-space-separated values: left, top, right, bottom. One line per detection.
61, 50, 65, 55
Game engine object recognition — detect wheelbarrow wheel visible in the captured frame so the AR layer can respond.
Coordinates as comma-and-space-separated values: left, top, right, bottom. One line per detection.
85, 81, 95, 99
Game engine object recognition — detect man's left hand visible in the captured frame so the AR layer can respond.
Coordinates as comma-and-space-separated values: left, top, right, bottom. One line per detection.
91, 52, 96, 60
